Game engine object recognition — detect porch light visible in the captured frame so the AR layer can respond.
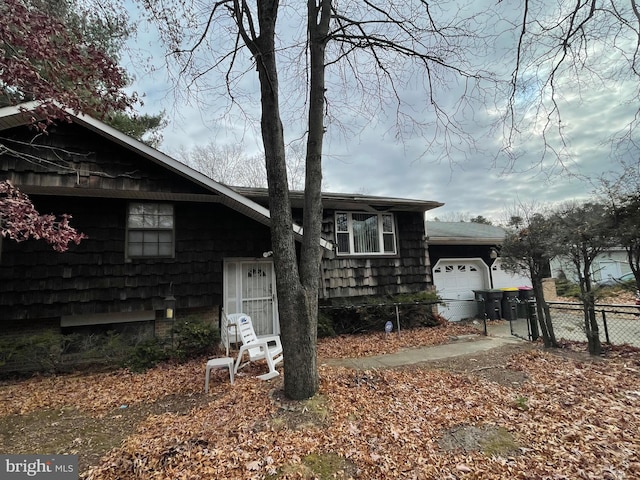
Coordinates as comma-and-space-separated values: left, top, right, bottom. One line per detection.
164, 282, 176, 319
489, 247, 499, 259
164, 294, 176, 319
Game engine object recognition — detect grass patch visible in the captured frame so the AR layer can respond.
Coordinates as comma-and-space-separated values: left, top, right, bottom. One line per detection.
480, 427, 520, 457
267, 452, 357, 480
438, 424, 521, 457
269, 391, 331, 431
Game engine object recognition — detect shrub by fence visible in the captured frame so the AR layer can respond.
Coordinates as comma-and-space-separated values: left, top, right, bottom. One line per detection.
318, 292, 443, 337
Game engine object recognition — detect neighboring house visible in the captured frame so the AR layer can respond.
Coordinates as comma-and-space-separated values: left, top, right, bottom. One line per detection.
0, 103, 442, 355
425, 221, 531, 320
550, 248, 632, 285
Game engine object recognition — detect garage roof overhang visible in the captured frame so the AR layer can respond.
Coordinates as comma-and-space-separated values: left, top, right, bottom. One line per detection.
427, 237, 505, 246
425, 221, 506, 246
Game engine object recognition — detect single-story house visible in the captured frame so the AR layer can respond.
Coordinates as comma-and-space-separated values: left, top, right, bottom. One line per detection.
550, 248, 632, 285
0, 103, 443, 359
425, 221, 531, 320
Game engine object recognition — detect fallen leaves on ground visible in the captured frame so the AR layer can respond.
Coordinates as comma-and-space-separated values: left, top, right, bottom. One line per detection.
1, 323, 639, 479
317, 322, 481, 358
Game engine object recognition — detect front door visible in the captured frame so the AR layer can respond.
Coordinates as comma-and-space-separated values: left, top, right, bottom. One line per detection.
224, 259, 278, 336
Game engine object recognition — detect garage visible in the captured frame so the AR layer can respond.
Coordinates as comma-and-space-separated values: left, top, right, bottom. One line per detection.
490, 258, 532, 289
432, 258, 490, 321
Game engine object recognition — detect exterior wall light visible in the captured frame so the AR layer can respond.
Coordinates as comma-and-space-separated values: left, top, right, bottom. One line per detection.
164, 294, 176, 319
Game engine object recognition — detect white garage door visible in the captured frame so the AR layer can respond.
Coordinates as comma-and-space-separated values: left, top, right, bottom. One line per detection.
491, 258, 532, 289
433, 259, 489, 321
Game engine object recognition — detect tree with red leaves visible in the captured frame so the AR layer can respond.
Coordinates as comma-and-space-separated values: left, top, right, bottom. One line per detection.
1, 0, 139, 252
0, 0, 136, 123
0, 180, 86, 253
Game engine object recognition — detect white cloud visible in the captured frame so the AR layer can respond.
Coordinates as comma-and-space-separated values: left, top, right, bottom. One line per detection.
122, 0, 637, 224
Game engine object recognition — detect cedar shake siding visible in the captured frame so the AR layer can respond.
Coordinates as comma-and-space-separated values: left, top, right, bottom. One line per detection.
233, 187, 438, 301
320, 210, 432, 299
0, 121, 273, 324
0, 197, 272, 321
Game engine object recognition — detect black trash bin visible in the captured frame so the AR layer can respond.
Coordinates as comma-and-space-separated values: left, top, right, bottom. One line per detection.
473, 289, 488, 319
501, 288, 519, 321
517, 287, 534, 318
485, 289, 503, 320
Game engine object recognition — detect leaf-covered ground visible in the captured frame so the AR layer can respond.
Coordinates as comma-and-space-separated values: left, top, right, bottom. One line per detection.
1, 322, 639, 479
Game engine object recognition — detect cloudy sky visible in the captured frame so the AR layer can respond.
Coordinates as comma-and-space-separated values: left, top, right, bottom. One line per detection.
123, 0, 638, 223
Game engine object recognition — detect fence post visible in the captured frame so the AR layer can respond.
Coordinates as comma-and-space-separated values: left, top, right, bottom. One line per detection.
478, 297, 487, 336
528, 301, 539, 341
483, 310, 487, 336
601, 309, 611, 344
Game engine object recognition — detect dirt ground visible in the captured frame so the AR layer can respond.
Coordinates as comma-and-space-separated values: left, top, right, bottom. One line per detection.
416, 341, 536, 386
0, 391, 212, 471
0, 341, 538, 473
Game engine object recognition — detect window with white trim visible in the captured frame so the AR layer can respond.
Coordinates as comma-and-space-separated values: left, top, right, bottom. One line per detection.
335, 211, 397, 255
126, 203, 175, 258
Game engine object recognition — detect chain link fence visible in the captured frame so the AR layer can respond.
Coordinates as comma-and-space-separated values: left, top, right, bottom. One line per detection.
435, 297, 534, 338
321, 296, 640, 348
435, 296, 640, 348
546, 302, 640, 348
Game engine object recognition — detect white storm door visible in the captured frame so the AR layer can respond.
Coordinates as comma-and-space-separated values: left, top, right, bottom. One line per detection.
224, 260, 279, 336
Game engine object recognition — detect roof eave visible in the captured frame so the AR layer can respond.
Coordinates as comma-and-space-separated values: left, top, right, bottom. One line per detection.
0, 102, 333, 251
427, 237, 504, 245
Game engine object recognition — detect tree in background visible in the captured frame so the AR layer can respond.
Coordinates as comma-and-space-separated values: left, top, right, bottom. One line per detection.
500, 204, 558, 348
469, 215, 493, 225
611, 193, 640, 288
1, 0, 165, 145
551, 202, 616, 355
178, 143, 263, 187
106, 111, 168, 149
178, 141, 306, 189
599, 165, 640, 296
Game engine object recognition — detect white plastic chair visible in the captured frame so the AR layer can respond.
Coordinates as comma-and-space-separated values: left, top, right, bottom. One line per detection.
228, 313, 283, 380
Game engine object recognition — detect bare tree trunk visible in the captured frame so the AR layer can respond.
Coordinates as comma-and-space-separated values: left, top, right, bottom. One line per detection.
277, 0, 332, 400
582, 293, 602, 356
532, 277, 558, 348
245, 0, 318, 399
241, 0, 331, 400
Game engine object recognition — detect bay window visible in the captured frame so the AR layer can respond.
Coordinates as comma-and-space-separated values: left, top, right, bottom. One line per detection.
335, 211, 397, 255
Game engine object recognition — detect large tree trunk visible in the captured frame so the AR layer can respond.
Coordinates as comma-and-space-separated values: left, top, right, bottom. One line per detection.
250, 0, 318, 400
276, 0, 332, 400
246, 0, 331, 400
